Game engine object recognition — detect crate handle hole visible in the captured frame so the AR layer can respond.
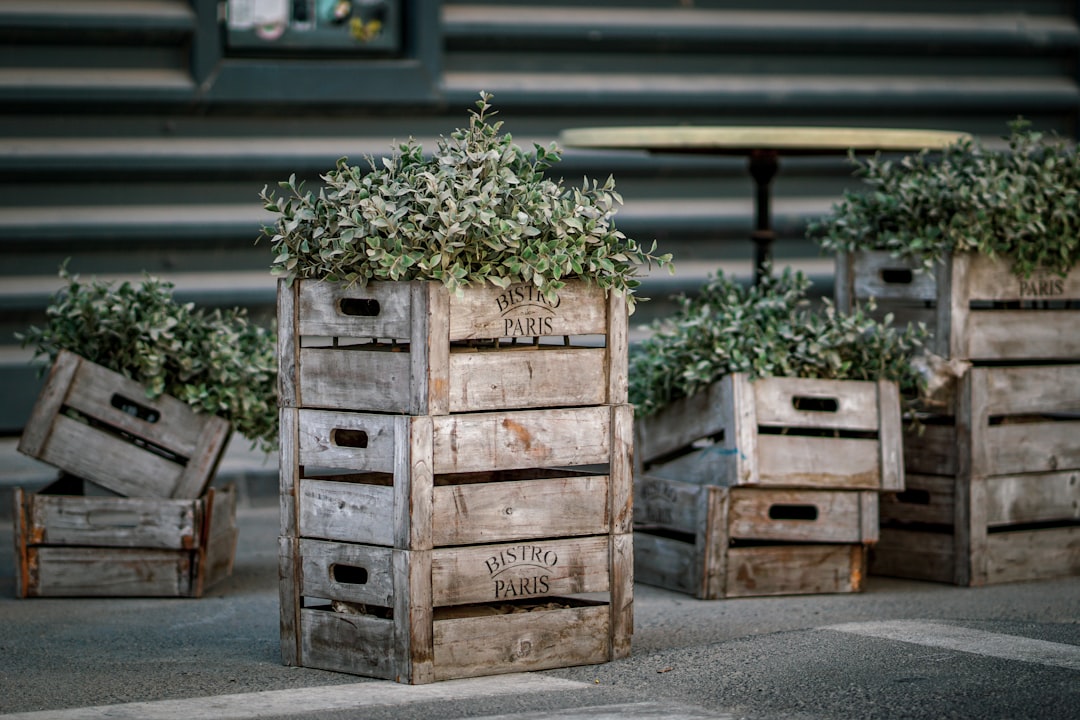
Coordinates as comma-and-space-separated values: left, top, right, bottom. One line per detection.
768, 504, 818, 521
339, 298, 381, 317
880, 268, 914, 284
110, 394, 161, 423
332, 429, 368, 448
792, 396, 838, 413
896, 489, 931, 505
88, 510, 141, 528
331, 564, 369, 585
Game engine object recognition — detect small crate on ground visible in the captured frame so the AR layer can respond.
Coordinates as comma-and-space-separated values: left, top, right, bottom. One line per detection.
17, 350, 232, 500
278, 403, 634, 683
13, 476, 238, 598
635, 374, 904, 491
277, 278, 628, 414
835, 250, 1080, 362
872, 363, 1080, 585
634, 474, 876, 599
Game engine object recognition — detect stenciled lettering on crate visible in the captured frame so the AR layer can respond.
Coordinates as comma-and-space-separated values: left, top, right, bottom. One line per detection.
836, 251, 1080, 362
278, 278, 628, 414
874, 363, 1080, 586
281, 533, 632, 683
14, 479, 238, 598
17, 350, 231, 500
635, 374, 903, 492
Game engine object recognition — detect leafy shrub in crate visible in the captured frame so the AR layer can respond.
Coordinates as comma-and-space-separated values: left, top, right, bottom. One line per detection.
629, 267, 925, 489
812, 122, 1080, 362
18, 267, 277, 499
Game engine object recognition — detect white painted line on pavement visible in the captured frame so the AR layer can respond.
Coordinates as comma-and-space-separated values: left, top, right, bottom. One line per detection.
470, 701, 735, 719
825, 620, 1080, 671
0, 674, 592, 720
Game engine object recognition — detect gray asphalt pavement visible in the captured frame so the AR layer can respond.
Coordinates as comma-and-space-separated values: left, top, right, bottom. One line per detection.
1, 440, 1078, 720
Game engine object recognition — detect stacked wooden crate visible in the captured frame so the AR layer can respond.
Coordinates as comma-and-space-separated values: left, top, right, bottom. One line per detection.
277, 279, 633, 684
14, 350, 237, 597
837, 251, 1080, 585
634, 373, 903, 599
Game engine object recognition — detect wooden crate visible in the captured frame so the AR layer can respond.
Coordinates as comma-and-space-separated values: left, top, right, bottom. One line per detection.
835, 250, 1080, 362
13, 476, 238, 598
279, 534, 632, 683
277, 278, 628, 414
278, 403, 634, 682
633, 474, 876, 598
635, 374, 903, 491
17, 350, 231, 499
873, 363, 1080, 585
279, 404, 634, 544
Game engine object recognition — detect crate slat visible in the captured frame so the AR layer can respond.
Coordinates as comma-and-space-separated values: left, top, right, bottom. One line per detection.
432, 604, 610, 682
723, 545, 866, 598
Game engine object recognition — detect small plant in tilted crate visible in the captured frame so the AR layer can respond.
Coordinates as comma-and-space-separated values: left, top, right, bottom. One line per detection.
814, 121, 1080, 363
628, 268, 924, 597
14, 475, 238, 598
17, 268, 277, 499
873, 363, 1080, 586
277, 404, 633, 683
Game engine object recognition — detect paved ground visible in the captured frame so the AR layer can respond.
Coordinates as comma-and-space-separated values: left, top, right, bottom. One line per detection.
1, 439, 1078, 720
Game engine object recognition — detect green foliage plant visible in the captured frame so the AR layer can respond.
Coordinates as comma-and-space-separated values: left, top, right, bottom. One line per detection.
628, 266, 927, 417
259, 92, 672, 312
18, 266, 278, 452
809, 120, 1080, 278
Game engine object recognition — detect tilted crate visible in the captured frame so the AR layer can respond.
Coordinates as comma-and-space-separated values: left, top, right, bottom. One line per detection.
634, 474, 876, 598
277, 278, 628, 414
835, 250, 1080, 362
278, 403, 634, 683
17, 350, 231, 500
13, 476, 238, 598
873, 363, 1080, 585
636, 374, 904, 491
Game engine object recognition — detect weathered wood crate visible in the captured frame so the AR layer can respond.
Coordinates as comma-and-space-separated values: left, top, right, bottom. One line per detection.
277, 278, 628, 414
635, 374, 903, 491
17, 350, 232, 499
13, 476, 238, 598
279, 534, 631, 683
634, 474, 876, 598
835, 250, 1080, 362
278, 403, 634, 683
873, 363, 1080, 585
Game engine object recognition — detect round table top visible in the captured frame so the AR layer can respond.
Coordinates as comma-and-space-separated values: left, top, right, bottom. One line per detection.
557, 126, 971, 156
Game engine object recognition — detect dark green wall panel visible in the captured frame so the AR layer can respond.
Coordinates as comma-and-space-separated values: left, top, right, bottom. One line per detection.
1, 0, 1077, 431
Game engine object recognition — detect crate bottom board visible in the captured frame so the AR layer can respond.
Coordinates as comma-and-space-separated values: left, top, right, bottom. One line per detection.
634, 531, 866, 599
17, 543, 236, 598
294, 600, 613, 683
872, 525, 1080, 586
